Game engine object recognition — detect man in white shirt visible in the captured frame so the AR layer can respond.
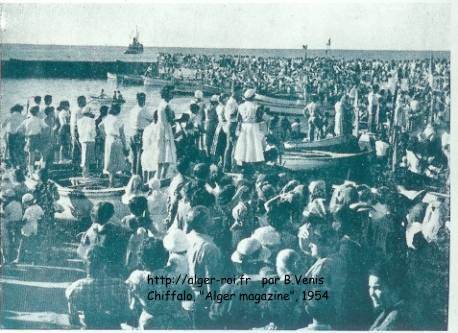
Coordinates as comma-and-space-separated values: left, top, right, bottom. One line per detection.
127, 93, 153, 176
17, 106, 48, 174
367, 85, 380, 133
223, 84, 242, 172
70, 96, 87, 166
77, 108, 97, 177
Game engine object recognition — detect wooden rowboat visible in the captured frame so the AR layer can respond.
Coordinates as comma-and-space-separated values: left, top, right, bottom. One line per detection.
143, 76, 172, 87
284, 135, 358, 152
255, 93, 307, 116
281, 149, 372, 172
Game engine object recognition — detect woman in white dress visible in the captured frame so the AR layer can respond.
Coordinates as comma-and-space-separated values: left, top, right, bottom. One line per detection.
100, 104, 129, 186
141, 121, 158, 181
234, 89, 265, 166
144, 85, 177, 180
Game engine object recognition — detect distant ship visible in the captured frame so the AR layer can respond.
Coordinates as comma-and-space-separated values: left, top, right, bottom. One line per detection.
124, 27, 143, 54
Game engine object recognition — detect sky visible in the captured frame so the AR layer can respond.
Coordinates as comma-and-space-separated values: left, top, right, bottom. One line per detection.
0, 1, 451, 51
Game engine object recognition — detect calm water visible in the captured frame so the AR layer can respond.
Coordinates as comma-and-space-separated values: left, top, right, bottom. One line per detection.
0, 78, 194, 122
2, 43, 450, 62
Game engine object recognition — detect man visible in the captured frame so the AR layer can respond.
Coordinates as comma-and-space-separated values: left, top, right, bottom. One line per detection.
70, 96, 87, 166
77, 202, 130, 278
304, 94, 322, 142
368, 261, 412, 330
77, 108, 97, 177
66, 245, 130, 329
2, 104, 26, 168
204, 95, 219, 156
32, 95, 43, 118
127, 92, 153, 176
223, 85, 242, 172
16, 106, 48, 174
186, 206, 222, 329
194, 90, 206, 151
367, 85, 380, 133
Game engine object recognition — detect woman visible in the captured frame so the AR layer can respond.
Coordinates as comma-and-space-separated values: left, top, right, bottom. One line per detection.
101, 103, 129, 187
146, 85, 177, 180
125, 239, 192, 329
233, 89, 265, 166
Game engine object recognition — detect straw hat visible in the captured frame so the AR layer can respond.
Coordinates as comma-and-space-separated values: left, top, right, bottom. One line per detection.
251, 226, 281, 248
163, 229, 190, 253
231, 237, 262, 264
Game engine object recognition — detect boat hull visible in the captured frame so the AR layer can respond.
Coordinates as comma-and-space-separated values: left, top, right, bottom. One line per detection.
281, 150, 371, 172
284, 135, 358, 152
121, 74, 144, 85
143, 76, 171, 87
255, 93, 306, 116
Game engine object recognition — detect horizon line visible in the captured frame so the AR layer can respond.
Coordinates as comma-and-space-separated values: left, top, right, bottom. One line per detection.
2, 42, 451, 53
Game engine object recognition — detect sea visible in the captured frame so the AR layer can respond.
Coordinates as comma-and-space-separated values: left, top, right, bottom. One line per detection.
0, 43, 450, 122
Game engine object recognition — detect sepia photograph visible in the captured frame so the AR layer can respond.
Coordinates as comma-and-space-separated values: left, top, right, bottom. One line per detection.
0, 1, 453, 331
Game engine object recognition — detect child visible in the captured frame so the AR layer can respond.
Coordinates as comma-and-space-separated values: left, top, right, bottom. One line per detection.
14, 193, 44, 264
146, 178, 168, 237
123, 196, 154, 272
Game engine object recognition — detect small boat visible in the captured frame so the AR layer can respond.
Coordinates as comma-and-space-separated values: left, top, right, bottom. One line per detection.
106, 72, 118, 81
174, 81, 221, 96
89, 95, 114, 105
255, 93, 307, 116
284, 135, 359, 152
143, 76, 172, 87
281, 149, 372, 172
124, 27, 144, 54
120, 74, 144, 85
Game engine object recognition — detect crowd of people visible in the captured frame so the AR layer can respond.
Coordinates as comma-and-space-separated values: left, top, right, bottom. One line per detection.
0, 53, 451, 330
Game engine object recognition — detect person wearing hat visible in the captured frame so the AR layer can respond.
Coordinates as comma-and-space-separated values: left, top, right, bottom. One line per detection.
13, 193, 44, 264
77, 107, 97, 177
56, 100, 71, 162
125, 239, 192, 329
209, 237, 275, 329
1, 188, 23, 263
203, 95, 219, 156
233, 88, 265, 167
163, 228, 189, 276
2, 104, 26, 168
16, 105, 49, 174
